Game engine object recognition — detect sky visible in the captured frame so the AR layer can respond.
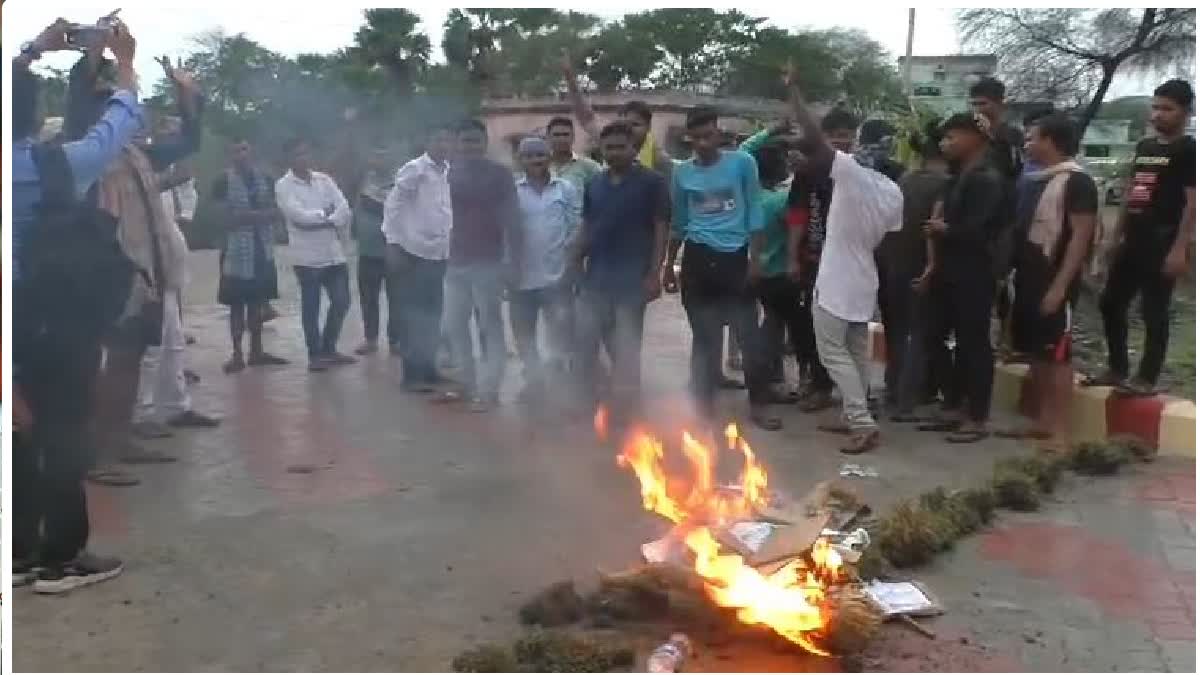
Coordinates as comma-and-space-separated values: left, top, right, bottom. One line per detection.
2, 2, 1167, 99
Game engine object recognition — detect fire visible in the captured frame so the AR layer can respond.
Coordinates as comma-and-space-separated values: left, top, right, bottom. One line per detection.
612, 420, 842, 655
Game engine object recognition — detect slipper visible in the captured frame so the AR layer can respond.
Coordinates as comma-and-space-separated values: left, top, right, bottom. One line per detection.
818, 422, 852, 435
86, 468, 141, 487
946, 429, 989, 444
1116, 380, 1159, 398
120, 449, 178, 465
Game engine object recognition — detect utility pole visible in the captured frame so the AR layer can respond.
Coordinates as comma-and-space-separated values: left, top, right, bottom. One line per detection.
902, 8, 915, 103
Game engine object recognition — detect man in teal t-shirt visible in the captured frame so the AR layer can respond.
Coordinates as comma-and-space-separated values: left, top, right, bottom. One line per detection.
662, 107, 778, 431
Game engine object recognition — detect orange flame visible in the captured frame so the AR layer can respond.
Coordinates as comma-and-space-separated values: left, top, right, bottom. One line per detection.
612, 418, 841, 655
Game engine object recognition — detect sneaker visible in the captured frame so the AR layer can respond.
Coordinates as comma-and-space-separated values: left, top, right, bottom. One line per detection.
167, 410, 222, 429
14, 558, 42, 587
323, 352, 358, 367
132, 420, 174, 440
355, 341, 378, 356
34, 552, 123, 594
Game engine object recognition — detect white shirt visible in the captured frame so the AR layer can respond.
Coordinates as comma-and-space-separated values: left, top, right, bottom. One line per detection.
514, 175, 581, 290
275, 170, 352, 268
382, 153, 453, 261
815, 151, 903, 323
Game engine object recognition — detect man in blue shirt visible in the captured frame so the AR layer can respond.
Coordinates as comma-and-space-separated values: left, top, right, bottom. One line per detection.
663, 107, 777, 431
575, 122, 669, 425
12, 18, 144, 594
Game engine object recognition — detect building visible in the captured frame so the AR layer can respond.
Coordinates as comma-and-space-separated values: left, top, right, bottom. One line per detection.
480, 91, 797, 165
897, 54, 998, 116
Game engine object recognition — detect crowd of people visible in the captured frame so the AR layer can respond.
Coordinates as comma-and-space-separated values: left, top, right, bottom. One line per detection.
10, 16, 1195, 595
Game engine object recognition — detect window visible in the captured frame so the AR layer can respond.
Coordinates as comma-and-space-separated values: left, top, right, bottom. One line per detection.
914, 85, 942, 97
933, 65, 947, 82
1083, 144, 1111, 158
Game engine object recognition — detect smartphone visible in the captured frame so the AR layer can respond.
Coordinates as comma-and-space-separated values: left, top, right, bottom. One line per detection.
65, 24, 110, 50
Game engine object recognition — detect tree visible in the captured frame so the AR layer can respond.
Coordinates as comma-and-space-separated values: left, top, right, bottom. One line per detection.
347, 9, 431, 96
958, 8, 1196, 135
619, 9, 764, 92
581, 20, 662, 91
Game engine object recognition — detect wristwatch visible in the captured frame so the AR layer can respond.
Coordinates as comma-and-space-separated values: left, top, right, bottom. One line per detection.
19, 41, 43, 62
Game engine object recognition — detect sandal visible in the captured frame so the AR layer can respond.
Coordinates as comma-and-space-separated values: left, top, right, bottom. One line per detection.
223, 355, 246, 375
717, 376, 746, 390
946, 428, 989, 444
1116, 379, 1159, 398
840, 430, 880, 455
432, 391, 465, 405
918, 418, 962, 432
248, 352, 290, 367
87, 468, 141, 487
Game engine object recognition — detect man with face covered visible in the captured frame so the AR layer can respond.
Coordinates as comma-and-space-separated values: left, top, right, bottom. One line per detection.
65, 44, 205, 479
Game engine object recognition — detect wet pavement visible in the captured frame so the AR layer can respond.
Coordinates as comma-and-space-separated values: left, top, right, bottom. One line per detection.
13, 252, 1197, 672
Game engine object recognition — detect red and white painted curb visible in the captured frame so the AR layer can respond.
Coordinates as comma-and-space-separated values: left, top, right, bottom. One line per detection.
866, 322, 1196, 457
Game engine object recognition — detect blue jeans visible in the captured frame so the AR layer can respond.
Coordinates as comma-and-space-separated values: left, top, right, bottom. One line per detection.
294, 264, 351, 360
386, 245, 446, 384
444, 263, 507, 399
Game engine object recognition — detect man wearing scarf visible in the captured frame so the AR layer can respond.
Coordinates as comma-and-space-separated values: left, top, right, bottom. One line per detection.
64, 50, 204, 482
1001, 114, 1098, 452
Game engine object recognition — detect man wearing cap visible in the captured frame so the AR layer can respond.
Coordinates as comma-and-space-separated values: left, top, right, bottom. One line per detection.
510, 136, 582, 401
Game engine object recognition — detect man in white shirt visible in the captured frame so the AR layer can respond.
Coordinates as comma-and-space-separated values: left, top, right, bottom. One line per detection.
786, 71, 902, 454
383, 124, 454, 391
275, 138, 354, 372
132, 158, 220, 438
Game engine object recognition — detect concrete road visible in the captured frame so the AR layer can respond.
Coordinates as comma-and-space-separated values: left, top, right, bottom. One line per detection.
13, 252, 1195, 672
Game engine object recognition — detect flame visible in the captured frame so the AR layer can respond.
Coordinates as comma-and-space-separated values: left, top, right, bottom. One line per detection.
612, 418, 842, 655
594, 405, 609, 441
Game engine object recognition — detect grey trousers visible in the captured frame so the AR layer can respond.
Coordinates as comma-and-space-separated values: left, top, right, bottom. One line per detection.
813, 303, 875, 431
444, 263, 507, 399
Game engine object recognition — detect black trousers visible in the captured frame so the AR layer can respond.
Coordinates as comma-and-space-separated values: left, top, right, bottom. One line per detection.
795, 272, 834, 392
932, 270, 995, 423
357, 255, 397, 345
14, 333, 102, 564
1100, 245, 1176, 385
680, 242, 771, 413
757, 276, 806, 382
387, 245, 447, 384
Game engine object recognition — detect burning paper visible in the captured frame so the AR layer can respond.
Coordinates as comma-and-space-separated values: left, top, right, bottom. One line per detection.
611, 420, 845, 655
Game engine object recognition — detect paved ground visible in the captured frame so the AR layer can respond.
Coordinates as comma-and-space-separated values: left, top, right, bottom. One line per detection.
14, 252, 1196, 672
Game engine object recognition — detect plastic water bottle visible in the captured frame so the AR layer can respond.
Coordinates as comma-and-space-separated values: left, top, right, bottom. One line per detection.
647, 633, 692, 673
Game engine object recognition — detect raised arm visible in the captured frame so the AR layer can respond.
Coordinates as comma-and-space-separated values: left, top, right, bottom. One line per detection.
561, 49, 601, 146
327, 177, 353, 236
782, 62, 834, 180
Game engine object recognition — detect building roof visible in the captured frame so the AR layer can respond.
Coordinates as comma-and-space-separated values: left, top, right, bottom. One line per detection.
482, 91, 793, 118
897, 54, 997, 65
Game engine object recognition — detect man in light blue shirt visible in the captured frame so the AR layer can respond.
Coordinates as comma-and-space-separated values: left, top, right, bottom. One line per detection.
510, 136, 582, 400
662, 107, 777, 431
13, 18, 144, 594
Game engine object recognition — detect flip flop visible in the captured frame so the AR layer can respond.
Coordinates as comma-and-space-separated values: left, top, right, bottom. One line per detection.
946, 429, 989, 444
431, 391, 464, 405
818, 422, 852, 435
86, 468, 141, 487
1116, 381, 1159, 398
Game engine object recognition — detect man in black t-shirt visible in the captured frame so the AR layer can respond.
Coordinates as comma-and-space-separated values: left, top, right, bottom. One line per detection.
969, 77, 1024, 183
1001, 114, 1098, 451
1091, 79, 1196, 396
924, 113, 1008, 443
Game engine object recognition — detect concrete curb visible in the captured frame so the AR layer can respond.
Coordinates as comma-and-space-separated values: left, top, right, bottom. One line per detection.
866, 322, 1196, 457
